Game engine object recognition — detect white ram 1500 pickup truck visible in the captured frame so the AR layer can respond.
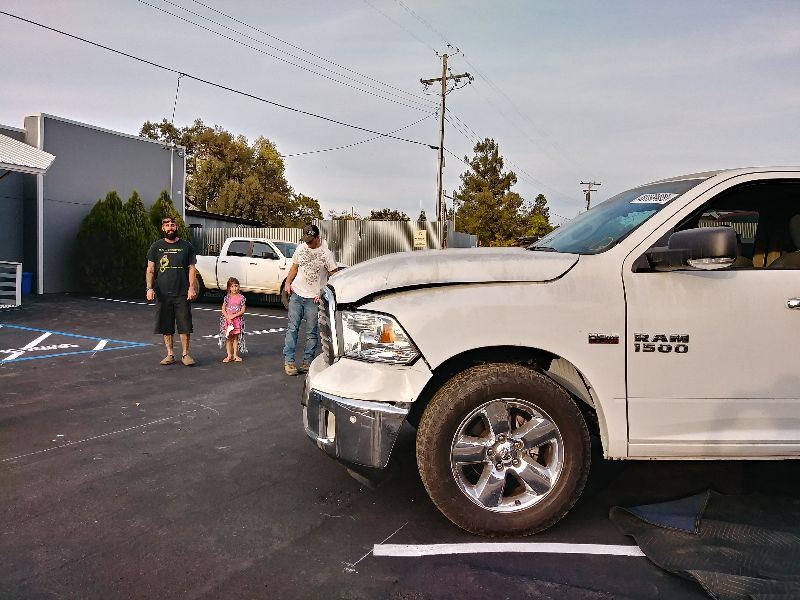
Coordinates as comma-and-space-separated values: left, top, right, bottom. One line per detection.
303, 167, 800, 536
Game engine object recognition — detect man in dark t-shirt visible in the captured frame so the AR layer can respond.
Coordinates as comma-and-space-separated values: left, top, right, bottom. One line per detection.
146, 216, 198, 366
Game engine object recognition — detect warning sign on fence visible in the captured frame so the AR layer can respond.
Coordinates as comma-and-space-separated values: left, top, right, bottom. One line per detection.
413, 230, 427, 250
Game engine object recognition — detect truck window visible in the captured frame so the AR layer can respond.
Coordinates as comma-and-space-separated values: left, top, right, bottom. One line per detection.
272, 242, 297, 258
252, 242, 277, 260
226, 240, 250, 257
671, 180, 800, 269
530, 178, 708, 254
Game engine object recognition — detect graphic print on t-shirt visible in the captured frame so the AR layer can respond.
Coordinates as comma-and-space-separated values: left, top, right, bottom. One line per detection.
291, 243, 336, 298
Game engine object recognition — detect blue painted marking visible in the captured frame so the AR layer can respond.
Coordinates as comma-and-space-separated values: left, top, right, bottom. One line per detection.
0, 324, 150, 346
0, 323, 151, 364
4, 348, 149, 363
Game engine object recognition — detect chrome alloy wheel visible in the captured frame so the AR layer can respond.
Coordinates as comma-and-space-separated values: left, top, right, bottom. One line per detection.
449, 398, 564, 513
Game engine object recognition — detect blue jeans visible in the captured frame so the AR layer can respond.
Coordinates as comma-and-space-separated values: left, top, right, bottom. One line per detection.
282, 292, 319, 365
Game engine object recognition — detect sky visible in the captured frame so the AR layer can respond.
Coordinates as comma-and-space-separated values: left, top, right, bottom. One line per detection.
1, 0, 799, 224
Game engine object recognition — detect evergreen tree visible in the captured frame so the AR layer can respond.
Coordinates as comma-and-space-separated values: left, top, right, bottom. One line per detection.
149, 190, 190, 241
121, 191, 159, 295
453, 138, 553, 246
76, 191, 128, 294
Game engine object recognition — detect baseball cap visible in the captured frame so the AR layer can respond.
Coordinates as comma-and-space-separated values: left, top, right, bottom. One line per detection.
302, 224, 320, 243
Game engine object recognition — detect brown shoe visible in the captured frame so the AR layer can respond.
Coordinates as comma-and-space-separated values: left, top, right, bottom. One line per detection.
160, 355, 175, 366
181, 354, 196, 366
284, 362, 298, 376
298, 362, 311, 373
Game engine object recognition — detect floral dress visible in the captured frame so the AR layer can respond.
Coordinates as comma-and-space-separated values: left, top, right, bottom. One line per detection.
218, 293, 248, 355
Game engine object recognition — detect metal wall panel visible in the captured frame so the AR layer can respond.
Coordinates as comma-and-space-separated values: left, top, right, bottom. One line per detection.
192, 227, 304, 256
192, 221, 453, 265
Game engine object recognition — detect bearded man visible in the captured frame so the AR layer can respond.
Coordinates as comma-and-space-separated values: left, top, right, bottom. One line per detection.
145, 216, 198, 366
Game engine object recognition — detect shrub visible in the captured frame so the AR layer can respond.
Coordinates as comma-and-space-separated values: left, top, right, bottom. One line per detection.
76, 191, 128, 294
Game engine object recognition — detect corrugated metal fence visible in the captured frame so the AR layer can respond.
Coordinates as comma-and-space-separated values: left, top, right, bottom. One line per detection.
191, 220, 476, 265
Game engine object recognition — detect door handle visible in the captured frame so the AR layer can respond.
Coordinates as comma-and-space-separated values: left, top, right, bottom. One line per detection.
787, 298, 800, 309
220, 260, 228, 263
250, 262, 257, 265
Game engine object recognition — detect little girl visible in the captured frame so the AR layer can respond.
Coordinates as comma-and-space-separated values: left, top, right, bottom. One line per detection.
219, 277, 248, 362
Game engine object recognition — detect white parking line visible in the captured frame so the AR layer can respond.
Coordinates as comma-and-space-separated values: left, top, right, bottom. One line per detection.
2, 331, 52, 362
91, 297, 287, 319
372, 543, 645, 557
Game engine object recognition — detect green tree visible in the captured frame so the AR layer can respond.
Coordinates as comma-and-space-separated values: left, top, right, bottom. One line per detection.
120, 191, 159, 295
76, 191, 128, 294
149, 190, 190, 241
453, 138, 552, 246
368, 208, 410, 221
140, 119, 311, 226
329, 209, 361, 220
285, 194, 323, 227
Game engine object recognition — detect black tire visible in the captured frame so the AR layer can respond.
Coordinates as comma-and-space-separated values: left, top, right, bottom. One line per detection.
416, 363, 590, 537
195, 274, 206, 302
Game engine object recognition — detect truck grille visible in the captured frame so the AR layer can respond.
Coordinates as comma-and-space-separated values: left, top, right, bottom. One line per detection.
318, 287, 336, 365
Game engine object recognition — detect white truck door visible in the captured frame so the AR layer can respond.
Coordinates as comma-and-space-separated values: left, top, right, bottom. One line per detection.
246, 241, 281, 294
217, 239, 250, 288
623, 177, 800, 458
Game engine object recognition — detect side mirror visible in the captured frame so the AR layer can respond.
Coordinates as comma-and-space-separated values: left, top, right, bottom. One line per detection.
646, 226, 736, 271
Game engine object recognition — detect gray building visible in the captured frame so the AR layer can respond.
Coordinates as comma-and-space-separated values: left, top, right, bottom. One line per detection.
0, 113, 185, 294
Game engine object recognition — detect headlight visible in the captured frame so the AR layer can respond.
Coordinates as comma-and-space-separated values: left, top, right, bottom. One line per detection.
340, 311, 420, 364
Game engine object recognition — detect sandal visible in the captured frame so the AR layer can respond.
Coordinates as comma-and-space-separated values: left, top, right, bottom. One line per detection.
222, 357, 231, 363
160, 355, 175, 365
233, 357, 242, 362
181, 354, 196, 366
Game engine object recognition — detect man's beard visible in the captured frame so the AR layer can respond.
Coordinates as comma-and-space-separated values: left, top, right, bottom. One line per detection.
165, 231, 177, 240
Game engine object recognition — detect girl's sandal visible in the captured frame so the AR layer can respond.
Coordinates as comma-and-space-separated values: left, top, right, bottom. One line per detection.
222, 357, 231, 363
233, 357, 242, 362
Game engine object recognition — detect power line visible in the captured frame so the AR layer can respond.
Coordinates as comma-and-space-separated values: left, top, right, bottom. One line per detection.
282, 113, 434, 157
0, 10, 438, 150
361, 0, 439, 55
187, 0, 435, 106
138, 0, 433, 112
382, 1, 585, 175
394, 0, 455, 49
442, 113, 578, 205
360, 3, 581, 208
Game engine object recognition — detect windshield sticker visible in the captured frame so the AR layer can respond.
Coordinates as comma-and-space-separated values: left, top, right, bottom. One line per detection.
631, 193, 678, 204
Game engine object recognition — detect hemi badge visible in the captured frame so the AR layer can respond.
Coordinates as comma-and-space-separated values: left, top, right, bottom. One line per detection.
588, 334, 619, 345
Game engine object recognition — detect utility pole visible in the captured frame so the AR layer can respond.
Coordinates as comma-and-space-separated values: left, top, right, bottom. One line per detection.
421, 54, 471, 224
581, 181, 601, 211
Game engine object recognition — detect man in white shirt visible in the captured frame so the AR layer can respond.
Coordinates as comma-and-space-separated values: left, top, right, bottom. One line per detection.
282, 224, 338, 375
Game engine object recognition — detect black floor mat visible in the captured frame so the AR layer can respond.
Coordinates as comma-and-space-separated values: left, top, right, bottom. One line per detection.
611, 490, 800, 599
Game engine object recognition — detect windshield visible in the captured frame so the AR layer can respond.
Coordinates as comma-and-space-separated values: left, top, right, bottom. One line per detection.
273, 242, 297, 258
530, 178, 708, 254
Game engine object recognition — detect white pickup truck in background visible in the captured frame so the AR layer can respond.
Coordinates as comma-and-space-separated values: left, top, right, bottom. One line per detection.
195, 237, 294, 307
196, 237, 347, 307
303, 167, 800, 537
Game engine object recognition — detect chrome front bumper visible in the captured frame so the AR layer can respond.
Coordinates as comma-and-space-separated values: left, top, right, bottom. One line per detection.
302, 381, 409, 469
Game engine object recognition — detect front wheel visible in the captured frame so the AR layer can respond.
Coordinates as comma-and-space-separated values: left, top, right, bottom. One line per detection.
416, 363, 590, 536
195, 274, 206, 302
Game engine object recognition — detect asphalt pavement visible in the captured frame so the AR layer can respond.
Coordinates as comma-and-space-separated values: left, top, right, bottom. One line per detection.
2, 294, 799, 599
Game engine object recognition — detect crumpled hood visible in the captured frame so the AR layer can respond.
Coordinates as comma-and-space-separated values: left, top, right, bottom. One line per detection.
329, 247, 579, 304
